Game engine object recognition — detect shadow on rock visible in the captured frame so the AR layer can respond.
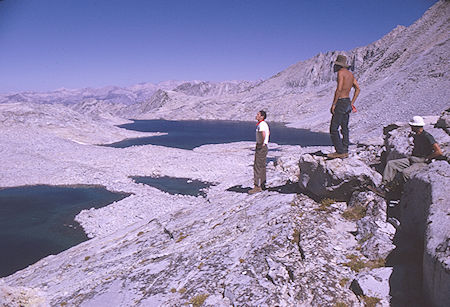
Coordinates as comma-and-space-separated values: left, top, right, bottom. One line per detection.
387, 230, 425, 307
226, 181, 303, 195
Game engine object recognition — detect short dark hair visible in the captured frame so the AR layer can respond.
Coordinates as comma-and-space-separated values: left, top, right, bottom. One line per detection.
259, 110, 267, 119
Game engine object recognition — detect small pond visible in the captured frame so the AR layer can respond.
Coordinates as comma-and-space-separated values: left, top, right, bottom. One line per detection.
132, 176, 213, 197
105, 120, 332, 149
0, 185, 129, 277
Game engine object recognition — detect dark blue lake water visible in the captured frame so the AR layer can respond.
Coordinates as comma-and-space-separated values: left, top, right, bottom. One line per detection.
0, 185, 129, 277
132, 176, 213, 197
106, 120, 331, 149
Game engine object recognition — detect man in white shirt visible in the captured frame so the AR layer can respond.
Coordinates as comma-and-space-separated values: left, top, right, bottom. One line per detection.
249, 110, 270, 194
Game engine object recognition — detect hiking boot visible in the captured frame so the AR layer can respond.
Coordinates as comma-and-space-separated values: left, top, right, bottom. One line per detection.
248, 186, 263, 194
327, 152, 349, 159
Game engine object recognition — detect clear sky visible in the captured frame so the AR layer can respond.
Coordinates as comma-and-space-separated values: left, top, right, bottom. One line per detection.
0, 0, 438, 93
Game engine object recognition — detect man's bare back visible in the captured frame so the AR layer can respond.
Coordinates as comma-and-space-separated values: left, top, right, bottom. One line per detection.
331, 67, 360, 114
337, 69, 355, 98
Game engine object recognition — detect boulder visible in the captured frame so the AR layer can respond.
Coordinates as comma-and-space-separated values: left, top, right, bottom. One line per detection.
298, 154, 382, 200
355, 267, 393, 306
435, 109, 450, 135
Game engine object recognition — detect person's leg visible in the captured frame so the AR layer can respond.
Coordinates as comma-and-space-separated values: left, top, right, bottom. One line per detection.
253, 148, 259, 187
330, 112, 345, 153
260, 145, 268, 188
253, 145, 266, 187
250, 145, 266, 194
341, 112, 350, 153
382, 158, 411, 184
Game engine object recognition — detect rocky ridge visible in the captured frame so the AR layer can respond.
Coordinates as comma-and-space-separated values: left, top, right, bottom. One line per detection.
1, 2, 448, 142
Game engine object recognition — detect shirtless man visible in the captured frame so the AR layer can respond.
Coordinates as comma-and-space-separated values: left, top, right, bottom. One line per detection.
327, 55, 360, 159
248, 110, 270, 194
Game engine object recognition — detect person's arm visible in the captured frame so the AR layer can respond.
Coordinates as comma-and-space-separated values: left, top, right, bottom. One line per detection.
426, 143, 443, 161
331, 71, 343, 114
261, 131, 266, 146
351, 78, 360, 110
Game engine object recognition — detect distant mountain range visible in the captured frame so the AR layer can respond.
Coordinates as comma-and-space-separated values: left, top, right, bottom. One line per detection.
1, 0, 448, 140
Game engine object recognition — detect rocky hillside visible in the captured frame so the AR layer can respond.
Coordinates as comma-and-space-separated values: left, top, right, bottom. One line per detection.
1, 1, 448, 142
1, 106, 448, 306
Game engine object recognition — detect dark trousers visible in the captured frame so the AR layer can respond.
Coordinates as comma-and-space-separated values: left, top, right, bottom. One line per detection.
330, 98, 351, 154
254, 144, 268, 187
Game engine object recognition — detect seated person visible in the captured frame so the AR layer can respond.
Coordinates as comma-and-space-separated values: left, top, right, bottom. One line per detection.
382, 115, 443, 191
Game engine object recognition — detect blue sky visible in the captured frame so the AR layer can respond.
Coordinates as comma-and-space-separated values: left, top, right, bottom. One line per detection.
0, 0, 437, 93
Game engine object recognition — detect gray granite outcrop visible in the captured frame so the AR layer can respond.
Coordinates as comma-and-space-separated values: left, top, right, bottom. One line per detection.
400, 162, 450, 307
298, 154, 382, 200
385, 122, 450, 307
435, 109, 450, 135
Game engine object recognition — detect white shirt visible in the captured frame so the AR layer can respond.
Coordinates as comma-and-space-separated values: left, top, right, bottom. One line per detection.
256, 121, 270, 145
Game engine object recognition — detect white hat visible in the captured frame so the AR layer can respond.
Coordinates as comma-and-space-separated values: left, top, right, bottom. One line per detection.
409, 116, 425, 127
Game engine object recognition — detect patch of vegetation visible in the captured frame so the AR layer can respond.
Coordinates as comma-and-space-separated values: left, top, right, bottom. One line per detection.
197, 262, 204, 269
60, 302, 67, 306
344, 254, 366, 272
137, 231, 144, 236
84, 256, 90, 261
334, 303, 348, 307
342, 205, 367, 221
178, 287, 187, 294
292, 229, 300, 244
176, 233, 188, 243
362, 296, 381, 307
358, 233, 374, 245
239, 258, 245, 263
315, 198, 336, 212
315, 204, 331, 212
189, 294, 209, 307
321, 198, 336, 206
170, 288, 177, 293
344, 254, 385, 272
339, 278, 349, 287
366, 258, 385, 269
